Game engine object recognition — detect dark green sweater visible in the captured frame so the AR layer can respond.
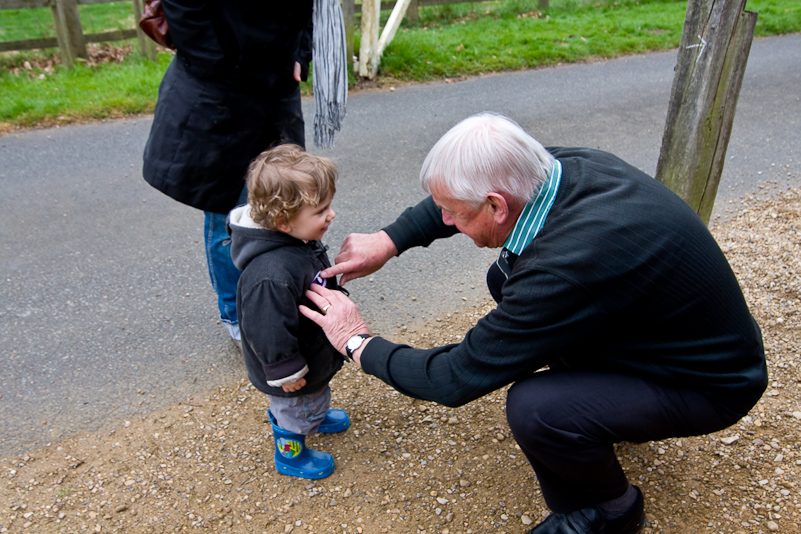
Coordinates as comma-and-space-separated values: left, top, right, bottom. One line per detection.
362, 147, 767, 407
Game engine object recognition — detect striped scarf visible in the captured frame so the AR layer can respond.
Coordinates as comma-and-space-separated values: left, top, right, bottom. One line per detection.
312, 0, 348, 149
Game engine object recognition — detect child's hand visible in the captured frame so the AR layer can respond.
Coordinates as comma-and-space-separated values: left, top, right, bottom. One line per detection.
282, 377, 306, 393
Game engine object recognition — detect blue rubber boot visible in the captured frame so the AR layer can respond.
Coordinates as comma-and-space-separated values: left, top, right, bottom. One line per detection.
317, 409, 350, 434
269, 411, 335, 480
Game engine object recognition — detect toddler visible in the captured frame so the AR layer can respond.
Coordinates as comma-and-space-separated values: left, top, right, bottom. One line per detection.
228, 144, 350, 479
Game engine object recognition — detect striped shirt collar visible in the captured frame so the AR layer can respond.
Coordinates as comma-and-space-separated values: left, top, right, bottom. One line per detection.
503, 159, 562, 255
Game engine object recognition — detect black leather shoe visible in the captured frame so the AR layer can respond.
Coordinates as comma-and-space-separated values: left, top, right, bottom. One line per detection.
527, 486, 644, 534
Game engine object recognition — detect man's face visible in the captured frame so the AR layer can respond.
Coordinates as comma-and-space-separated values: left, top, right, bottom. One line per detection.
431, 188, 497, 248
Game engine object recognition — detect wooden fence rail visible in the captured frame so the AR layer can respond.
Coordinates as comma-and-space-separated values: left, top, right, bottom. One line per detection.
0, 0, 156, 66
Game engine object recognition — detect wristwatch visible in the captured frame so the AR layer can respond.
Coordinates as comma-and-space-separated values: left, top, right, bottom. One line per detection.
345, 334, 372, 360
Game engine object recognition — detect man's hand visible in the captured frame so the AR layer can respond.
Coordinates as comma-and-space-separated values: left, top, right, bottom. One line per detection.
299, 285, 371, 365
321, 231, 398, 285
282, 377, 306, 393
293, 62, 302, 82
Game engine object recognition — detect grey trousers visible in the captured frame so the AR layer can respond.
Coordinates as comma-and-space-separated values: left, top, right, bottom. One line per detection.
268, 386, 331, 436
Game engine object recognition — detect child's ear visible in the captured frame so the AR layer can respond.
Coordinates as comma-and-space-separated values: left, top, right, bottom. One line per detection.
274, 216, 292, 233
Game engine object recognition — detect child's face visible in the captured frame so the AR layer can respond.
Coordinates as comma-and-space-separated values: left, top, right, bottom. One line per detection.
279, 192, 336, 242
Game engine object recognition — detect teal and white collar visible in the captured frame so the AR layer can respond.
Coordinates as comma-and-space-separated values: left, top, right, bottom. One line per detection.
503, 160, 562, 255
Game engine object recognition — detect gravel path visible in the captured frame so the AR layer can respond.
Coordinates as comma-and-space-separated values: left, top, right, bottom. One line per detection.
1, 187, 800, 534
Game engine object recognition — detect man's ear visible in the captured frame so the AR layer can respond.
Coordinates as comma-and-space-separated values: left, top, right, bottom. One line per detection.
485, 192, 510, 224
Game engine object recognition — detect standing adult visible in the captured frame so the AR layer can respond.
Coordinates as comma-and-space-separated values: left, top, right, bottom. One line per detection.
142, 1, 346, 348
300, 113, 768, 534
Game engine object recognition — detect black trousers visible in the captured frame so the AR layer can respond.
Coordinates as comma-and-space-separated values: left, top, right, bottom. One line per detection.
506, 370, 759, 513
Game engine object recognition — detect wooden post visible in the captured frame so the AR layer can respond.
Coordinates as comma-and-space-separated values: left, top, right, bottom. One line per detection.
655, 0, 757, 224
378, 0, 412, 57
407, 0, 419, 23
359, 0, 380, 78
50, 0, 86, 68
51, 0, 73, 69
341, 0, 355, 69
132, 0, 158, 62
359, 0, 413, 79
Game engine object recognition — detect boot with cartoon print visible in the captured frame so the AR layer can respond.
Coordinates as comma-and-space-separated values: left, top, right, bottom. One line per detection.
268, 410, 335, 480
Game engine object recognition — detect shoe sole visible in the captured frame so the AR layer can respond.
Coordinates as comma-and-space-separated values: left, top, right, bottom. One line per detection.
275, 461, 335, 479
318, 419, 350, 433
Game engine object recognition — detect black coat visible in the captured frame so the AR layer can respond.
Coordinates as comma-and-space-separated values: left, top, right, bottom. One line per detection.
366, 147, 768, 408
142, 0, 312, 214
228, 206, 345, 398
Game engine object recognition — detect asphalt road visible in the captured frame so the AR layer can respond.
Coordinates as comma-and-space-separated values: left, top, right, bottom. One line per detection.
1, 34, 799, 456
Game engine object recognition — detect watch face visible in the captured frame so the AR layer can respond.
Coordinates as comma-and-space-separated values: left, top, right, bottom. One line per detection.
347, 336, 362, 351
346, 335, 369, 355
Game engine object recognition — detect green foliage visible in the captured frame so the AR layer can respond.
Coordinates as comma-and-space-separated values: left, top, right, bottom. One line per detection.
0, 0, 799, 129
750, 0, 801, 35
0, 2, 135, 42
0, 50, 171, 127
77, 1, 138, 34
382, 0, 689, 80
0, 7, 55, 41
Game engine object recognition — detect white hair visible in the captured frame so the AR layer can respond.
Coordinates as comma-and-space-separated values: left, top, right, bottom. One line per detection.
419, 113, 555, 208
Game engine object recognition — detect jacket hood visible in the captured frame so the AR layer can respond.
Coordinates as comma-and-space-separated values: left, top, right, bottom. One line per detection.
228, 205, 303, 271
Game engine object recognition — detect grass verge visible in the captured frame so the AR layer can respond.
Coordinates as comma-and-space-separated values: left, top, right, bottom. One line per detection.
0, 0, 799, 131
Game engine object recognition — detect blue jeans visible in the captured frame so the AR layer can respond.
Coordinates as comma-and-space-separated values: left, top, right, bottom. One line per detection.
204, 187, 248, 338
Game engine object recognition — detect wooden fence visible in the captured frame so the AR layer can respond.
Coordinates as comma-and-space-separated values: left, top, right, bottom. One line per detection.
0, 0, 546, 75
0, 0, 157, 67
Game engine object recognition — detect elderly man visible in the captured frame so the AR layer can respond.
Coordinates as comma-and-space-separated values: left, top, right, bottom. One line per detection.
300, 113, 767, 534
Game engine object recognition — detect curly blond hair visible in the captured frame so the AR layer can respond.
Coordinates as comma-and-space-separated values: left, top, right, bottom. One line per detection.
246, 144, 338, 230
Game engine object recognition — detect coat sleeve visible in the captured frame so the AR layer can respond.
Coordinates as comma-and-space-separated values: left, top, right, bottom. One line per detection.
161, 0, 227, 79
239, 279, 309, 383
360, 269, 605, 407
382, 196, 461, 255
